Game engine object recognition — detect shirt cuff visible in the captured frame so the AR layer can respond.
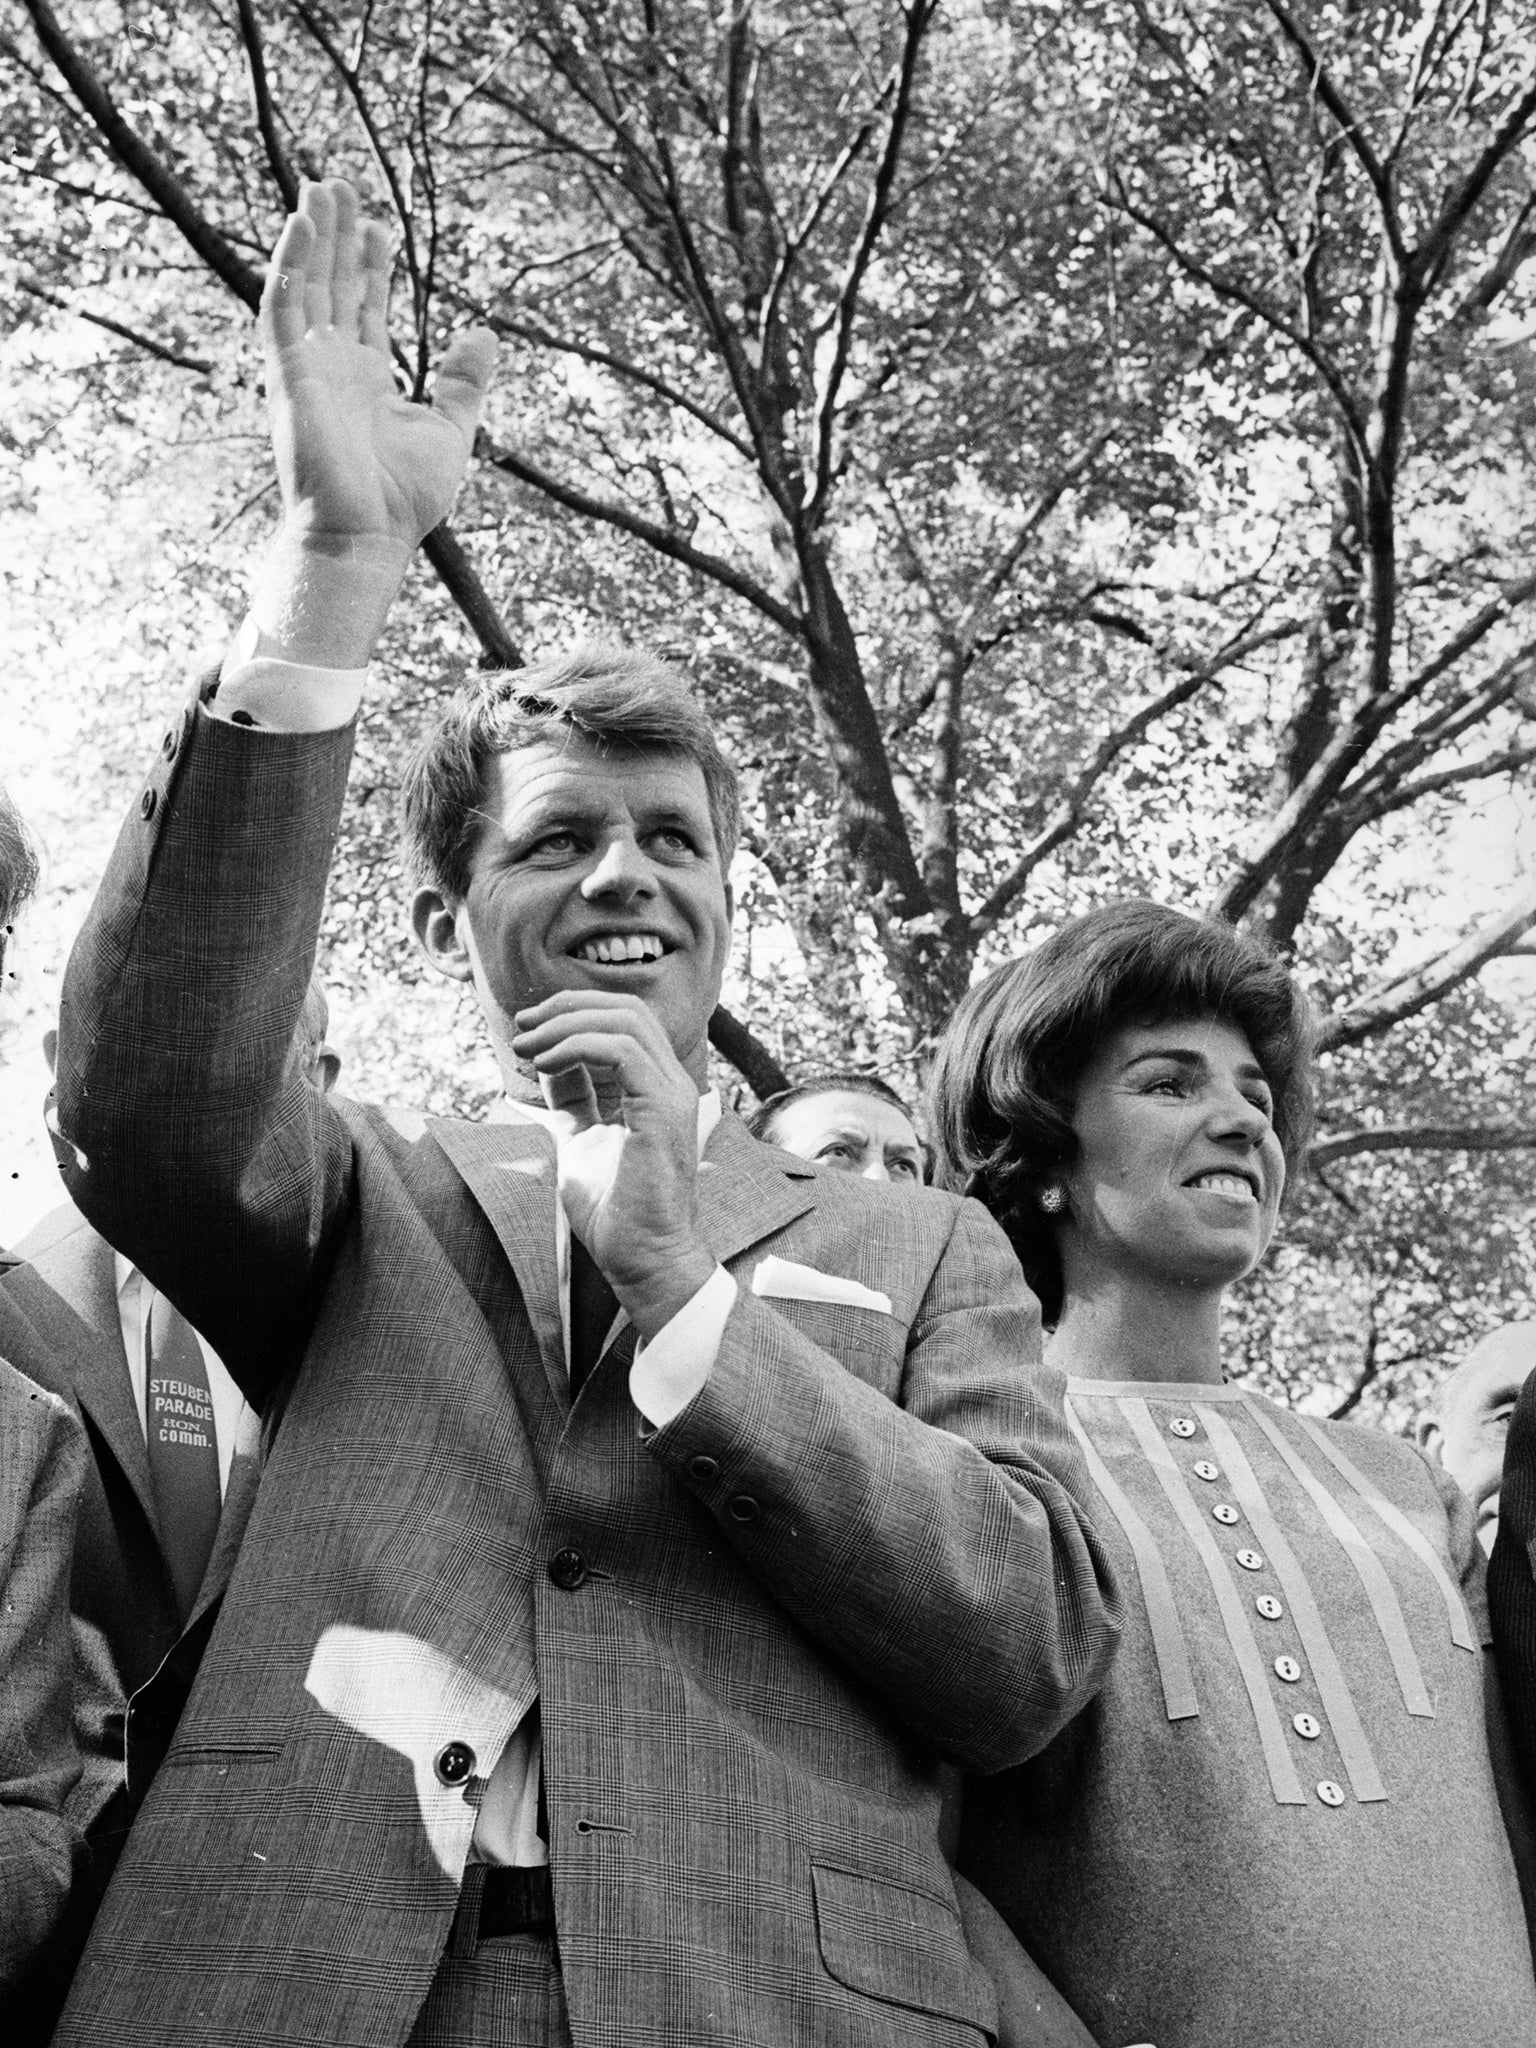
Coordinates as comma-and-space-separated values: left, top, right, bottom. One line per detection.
211, 614, 366, 732
629, 1266, 737, 1428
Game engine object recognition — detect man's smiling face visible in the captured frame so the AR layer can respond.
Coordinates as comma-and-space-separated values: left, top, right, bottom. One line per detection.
452, 731, 733, 1086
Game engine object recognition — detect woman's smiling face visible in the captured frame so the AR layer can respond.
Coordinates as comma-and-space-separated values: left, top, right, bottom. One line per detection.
1057, 1014, 1286, 1300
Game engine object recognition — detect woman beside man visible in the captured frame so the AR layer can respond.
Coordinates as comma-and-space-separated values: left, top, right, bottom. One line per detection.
923, 899, 1536, 2047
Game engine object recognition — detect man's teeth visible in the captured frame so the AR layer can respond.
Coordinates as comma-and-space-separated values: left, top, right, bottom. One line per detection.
1191, 1173, 1254, 1198
577, 934, 665, 964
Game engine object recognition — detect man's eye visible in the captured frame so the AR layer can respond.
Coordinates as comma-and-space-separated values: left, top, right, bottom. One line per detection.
530, 831, 579, 856
891, 1158, 920, 1180
1145, 1074, 1186, 1097
651, 828, 697, 854
817, 1142, 852, 1160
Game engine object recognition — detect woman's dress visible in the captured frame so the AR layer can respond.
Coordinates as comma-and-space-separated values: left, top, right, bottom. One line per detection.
960, 1375, 1536, 2048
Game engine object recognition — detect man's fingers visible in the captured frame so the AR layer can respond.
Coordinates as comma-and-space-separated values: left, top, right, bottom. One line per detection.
261, 210, 315, 355
358, 220, 393, 353
329, 181, 366, 335
540, 1063, 602, 1127
301, 181, 339, 334
432, 329, 499, 445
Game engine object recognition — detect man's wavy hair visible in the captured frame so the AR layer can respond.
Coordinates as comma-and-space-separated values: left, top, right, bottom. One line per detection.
926, 900, 1316, 1326
0, 782, 39, 975
399, 642, 742, 900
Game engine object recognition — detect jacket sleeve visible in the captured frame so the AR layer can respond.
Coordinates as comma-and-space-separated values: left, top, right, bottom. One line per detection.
1491, 1370, 1536, 1799
0, 1369, 85, 2000
644, 1196, 1121, 1772
51, 690, 360, 1408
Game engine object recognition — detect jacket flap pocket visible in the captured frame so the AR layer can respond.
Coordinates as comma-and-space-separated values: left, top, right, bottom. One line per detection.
812, 1862, 997, 2034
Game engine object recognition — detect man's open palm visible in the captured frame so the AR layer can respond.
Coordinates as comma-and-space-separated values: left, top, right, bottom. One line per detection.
260, 179, 496, 550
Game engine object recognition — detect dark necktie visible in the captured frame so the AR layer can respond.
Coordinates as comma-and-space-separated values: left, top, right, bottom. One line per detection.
144, 1288, 222, 1623
568, 1236, 619, 1396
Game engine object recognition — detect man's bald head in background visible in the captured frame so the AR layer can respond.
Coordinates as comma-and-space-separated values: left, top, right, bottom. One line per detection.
1420, 1324, 1536, 1553
0, 781, 39, 984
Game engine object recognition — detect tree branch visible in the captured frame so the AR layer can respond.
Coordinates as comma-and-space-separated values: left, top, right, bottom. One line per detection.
235, 0, 301, 208
420, 524, 521, 668
805, 1, 933, 527
1415, 70, 1536, 286
1321, 882, 1536, 1049
1347, 740, 1536, 828
17, 278, 215, 373
463, 299, 753, 458
480, 436, 805, 638
18, 0, 264, 308
1454, 191, 1536, 320
1103, 175, 1367, 449
954, 427, 1116, 651
1263, 0, 1406, 264
969, 619, 1303, 936
1216, 578, 1536, 922
708, 1003, 789, 1101
1310, 1121, 1536, 1168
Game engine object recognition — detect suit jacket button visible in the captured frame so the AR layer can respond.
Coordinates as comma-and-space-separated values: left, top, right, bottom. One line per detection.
434, 1741, 475, 1786
549, 1547, 588, 1590
688, 1455, 719, 1482
139, 787, 158, 820
161, 726, 179, 759
727, 1494, 760, 1524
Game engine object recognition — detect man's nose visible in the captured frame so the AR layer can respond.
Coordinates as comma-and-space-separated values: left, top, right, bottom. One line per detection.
860, 1157, 890, 1182
582, 834, 656, 900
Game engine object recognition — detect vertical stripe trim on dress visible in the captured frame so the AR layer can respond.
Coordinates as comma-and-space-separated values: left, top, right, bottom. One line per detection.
1241, 1399, 1433, 1716
1120, 1398, 1306, 1804
1198, 1406, 1386, 1803
1067, 1402, 1199, 1722
1293, 1418, 1476, 1652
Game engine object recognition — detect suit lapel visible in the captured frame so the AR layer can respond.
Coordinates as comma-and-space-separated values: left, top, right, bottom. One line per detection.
429, 1116, 568, 1411
430, 1111, 820, 1412
697, 1114, 820, 1269
9, 1209, 160, 1537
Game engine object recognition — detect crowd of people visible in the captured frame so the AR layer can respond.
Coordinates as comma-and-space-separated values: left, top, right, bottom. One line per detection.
4, 176, 1536, 2048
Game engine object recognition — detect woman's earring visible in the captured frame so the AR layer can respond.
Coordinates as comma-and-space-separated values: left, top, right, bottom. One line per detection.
1039, 1184, 1067, 1215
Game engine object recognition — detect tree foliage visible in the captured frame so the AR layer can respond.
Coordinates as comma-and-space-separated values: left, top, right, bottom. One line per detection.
5, 0, 1536, 1419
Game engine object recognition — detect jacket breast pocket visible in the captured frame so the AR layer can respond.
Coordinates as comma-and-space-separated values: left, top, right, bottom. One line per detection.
813, 1862, 998, 2038
143, 1740, 286, 1870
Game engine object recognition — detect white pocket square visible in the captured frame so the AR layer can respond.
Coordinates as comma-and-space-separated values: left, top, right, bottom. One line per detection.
751, 1256, 892, 1315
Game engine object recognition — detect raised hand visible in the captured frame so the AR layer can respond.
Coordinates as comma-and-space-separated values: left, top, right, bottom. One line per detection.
510, 991, 719, 1341
260, 179, 496, 554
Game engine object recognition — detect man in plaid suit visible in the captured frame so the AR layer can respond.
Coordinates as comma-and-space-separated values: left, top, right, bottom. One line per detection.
50, 180, 1118, 2048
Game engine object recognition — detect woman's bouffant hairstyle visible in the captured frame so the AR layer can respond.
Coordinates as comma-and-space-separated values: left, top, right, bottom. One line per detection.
399, 642, 741, 900
926, 900, 1316, 1326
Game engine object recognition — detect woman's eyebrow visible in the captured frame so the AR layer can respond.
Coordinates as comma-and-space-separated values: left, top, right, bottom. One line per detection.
1121, 1046, 1202, 1071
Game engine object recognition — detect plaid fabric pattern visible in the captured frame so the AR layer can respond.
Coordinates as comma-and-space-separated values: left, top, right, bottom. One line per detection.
406, 1934, 572, 2048
1490, 1374, 1536, 1796
50, 698, 1119, 2048
0, 1360, 85, 2007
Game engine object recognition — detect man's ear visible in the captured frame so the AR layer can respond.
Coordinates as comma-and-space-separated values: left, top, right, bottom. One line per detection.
412, 887, 475, 984
315, 1049, 343, 1095
1415, 1413, 1444, 1460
